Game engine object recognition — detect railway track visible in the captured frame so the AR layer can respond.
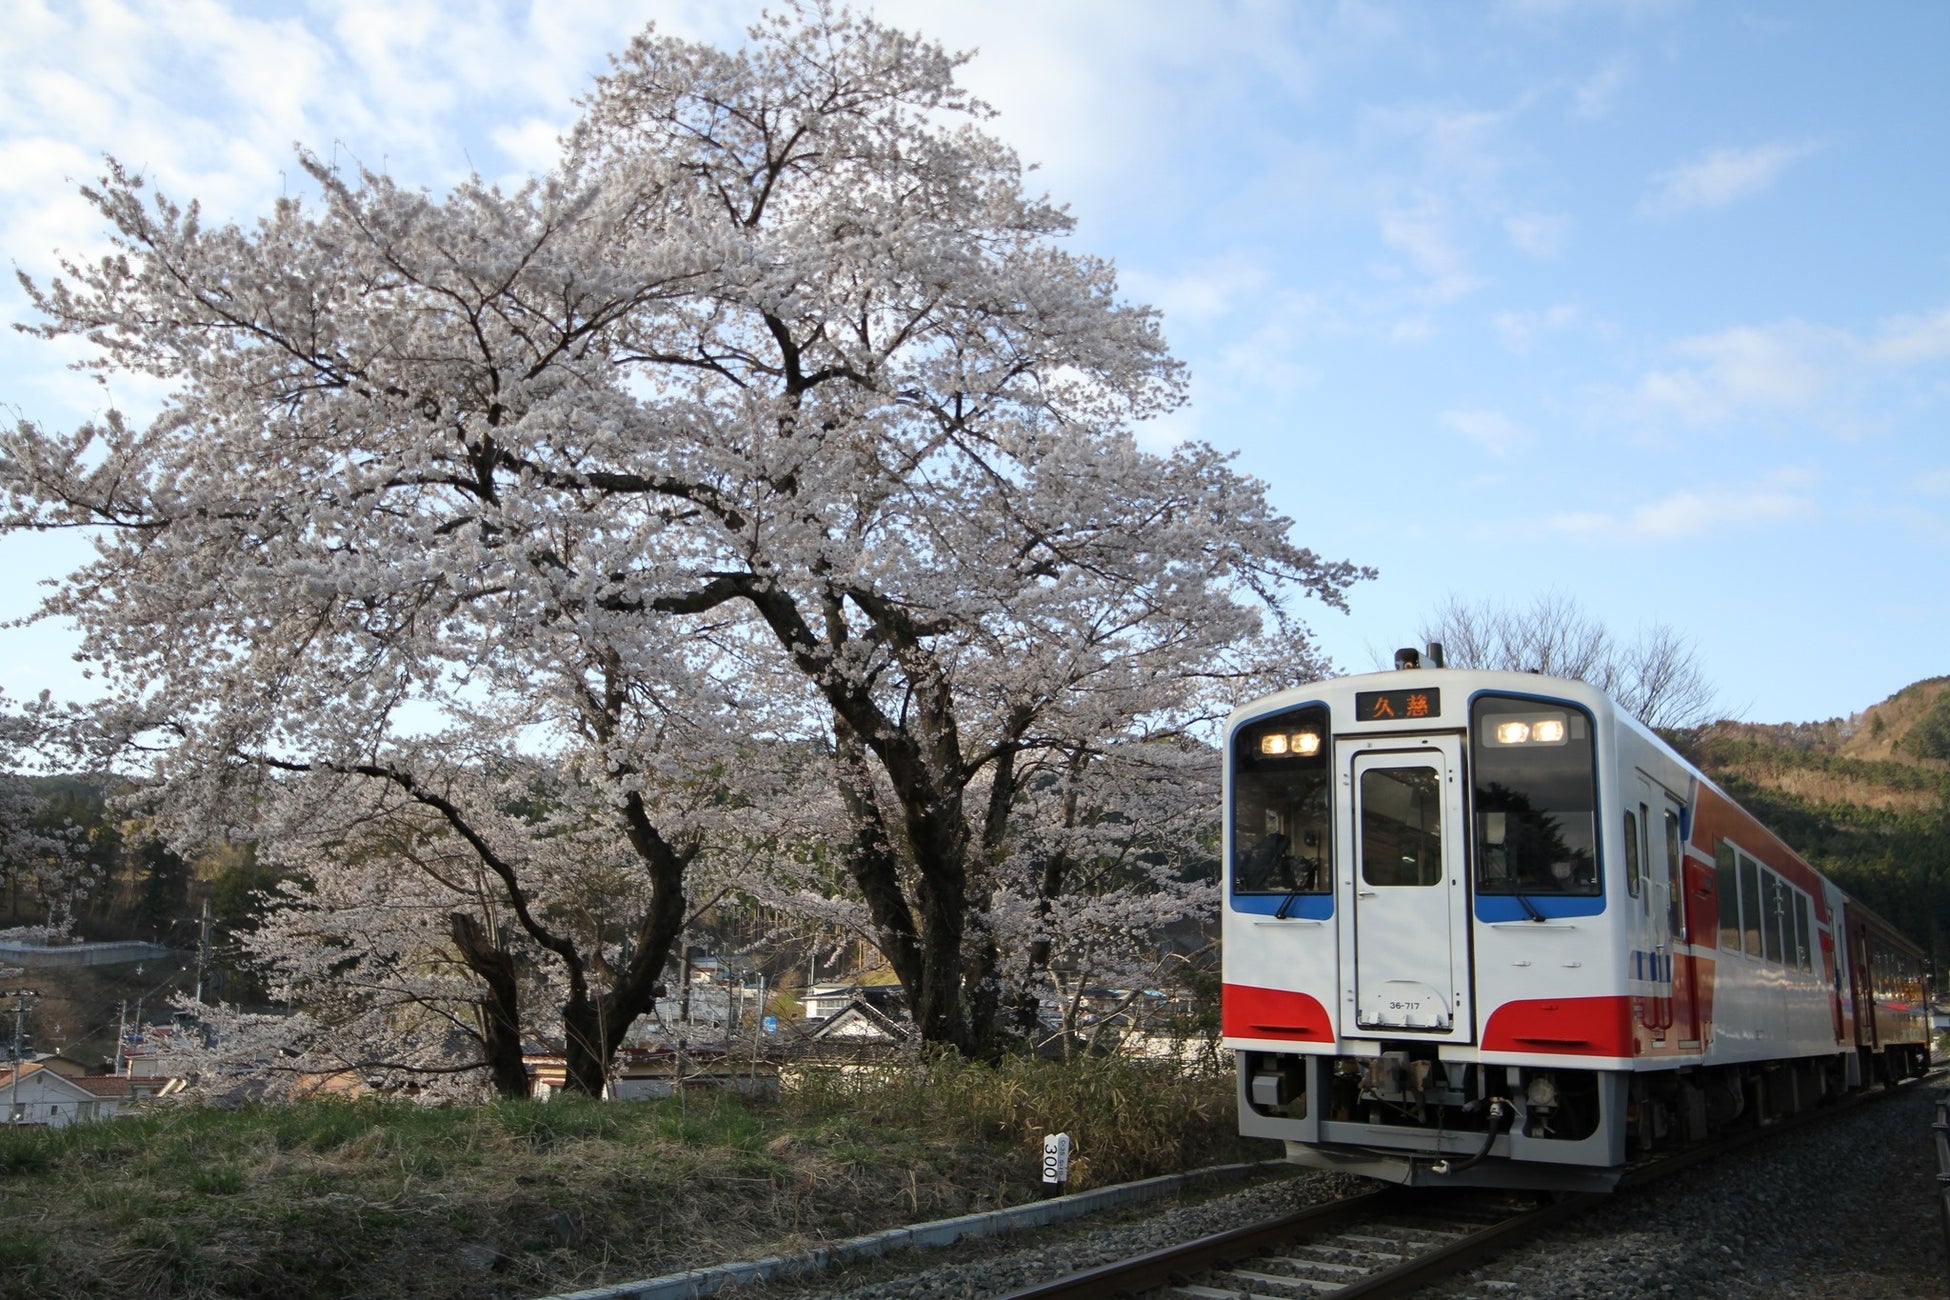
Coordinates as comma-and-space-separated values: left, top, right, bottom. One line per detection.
994, 1074, 1934, 1299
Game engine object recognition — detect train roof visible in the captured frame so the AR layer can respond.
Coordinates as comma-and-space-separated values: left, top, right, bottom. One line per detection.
1228, 666, 1612, 727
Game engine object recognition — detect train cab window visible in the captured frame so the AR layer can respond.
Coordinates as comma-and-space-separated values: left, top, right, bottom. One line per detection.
1716, 841, 1741, 951
1359, 767, 1442, 887
1793, 892, 1813, 973
1739, 854, 1763, 958
1762, 872, 1786, 964
1231, 704, 1331, 896
1470, 695, 1599, 896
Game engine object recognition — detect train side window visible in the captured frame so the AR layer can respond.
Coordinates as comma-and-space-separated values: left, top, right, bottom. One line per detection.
1739, 853, 1763, 958
1792, 892, 1812, 973
1623, 810, 1641, 899
1762, 871, 1785, 964
1716, 841, 1740, 951
1664, 810, 1685, 941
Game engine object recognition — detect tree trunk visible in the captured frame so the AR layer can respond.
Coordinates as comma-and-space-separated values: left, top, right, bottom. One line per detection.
557, 790, 692, 1097
448, 911, 530, 1099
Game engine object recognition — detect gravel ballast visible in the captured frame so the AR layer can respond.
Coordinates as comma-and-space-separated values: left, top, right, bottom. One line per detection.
1447, 1076, 1950, 1298
705, 1077, 1950, 1299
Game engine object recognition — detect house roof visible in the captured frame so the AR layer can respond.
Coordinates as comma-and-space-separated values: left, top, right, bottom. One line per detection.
67, 1074, 139, 1097
1, 1061, 156, 1099
809, 998, 912, 1043
0, 1062, 115, 1102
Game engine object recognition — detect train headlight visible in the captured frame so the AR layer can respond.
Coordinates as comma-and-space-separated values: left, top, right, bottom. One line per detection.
1294, 731, 1322, 757
1489, 714, 1570, 746
1260, 733, 1289, 755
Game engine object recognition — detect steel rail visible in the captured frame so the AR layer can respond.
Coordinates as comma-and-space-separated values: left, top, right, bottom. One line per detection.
987, 1188, 1408, 1299
994, 1072, 1937, 1300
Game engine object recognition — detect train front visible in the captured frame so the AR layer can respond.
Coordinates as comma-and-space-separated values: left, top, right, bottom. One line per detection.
1222, 661, 1631, 1192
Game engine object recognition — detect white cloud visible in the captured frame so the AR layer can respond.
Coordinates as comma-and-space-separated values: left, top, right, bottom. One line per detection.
1121, 256, 1270, 328
1390, 315, 1435, 344
874, 0, 1327, 215
1503, 211, 1568, 257
1361, 101, 1516, 199
1639, 140, 1825, 217
1495, 0, 1687, 23
1493, 304, 1584, 352
1378, 199, 1483, 303
1215, 303, 1329, 392
1629, 303, 1950, 430
1573, 57, 1630, 118
1637, 321, 1837, 425
490, 118, 570, 178
1442, 407, 1533, 458
1868, 307, 1950, 365
1530, 473, 1816, 542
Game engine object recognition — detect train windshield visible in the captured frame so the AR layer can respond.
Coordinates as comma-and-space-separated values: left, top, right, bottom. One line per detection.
1231, 703, 1331, 895
1470, 694, 1600, 897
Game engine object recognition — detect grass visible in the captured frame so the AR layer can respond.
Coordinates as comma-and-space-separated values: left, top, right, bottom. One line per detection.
0, 1053, 1268, 1298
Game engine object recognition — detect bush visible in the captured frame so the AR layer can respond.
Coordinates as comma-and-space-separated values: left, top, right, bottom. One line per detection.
783, 1051, 1244, 1188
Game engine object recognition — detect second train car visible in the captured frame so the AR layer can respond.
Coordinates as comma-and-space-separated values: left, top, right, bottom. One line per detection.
1223, 653, 1929, 1191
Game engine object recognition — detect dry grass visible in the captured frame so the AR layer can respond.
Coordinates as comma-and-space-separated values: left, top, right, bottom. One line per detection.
0, 1054, 1264, 1298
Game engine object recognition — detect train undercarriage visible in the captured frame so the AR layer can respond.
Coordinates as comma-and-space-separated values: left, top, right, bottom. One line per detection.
1237, 1041, 1930, 1193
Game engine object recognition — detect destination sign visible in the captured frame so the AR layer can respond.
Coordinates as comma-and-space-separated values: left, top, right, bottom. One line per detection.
1354, 688, 1440, 723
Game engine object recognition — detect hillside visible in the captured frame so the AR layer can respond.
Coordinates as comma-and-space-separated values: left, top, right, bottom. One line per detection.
1687, 676, 1950, 961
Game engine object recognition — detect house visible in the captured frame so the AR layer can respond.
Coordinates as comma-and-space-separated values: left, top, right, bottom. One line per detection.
0, 1061, 159, 1128
807, 997, 911, 1045
801, 966, 907, 1021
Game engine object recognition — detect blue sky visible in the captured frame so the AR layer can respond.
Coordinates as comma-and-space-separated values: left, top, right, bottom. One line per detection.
1, 1, 1945, 724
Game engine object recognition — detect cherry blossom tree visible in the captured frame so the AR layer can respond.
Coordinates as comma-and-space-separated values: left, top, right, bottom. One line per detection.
2, 5, 1364, 1068
0, 693, 92, 937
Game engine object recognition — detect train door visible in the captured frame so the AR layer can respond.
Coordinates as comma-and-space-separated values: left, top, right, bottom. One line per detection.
1823, 889, 1847, 1045
1852, 922, 1879, 1052
1660, 794, 1701, 1047
1338, 737, 1472, 1041
1628, 775, 1674, 1043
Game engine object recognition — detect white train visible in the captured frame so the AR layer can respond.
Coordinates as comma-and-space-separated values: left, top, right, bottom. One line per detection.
1223, 653, 1930, 1191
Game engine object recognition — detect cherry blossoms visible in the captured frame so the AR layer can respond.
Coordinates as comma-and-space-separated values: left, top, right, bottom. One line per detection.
1, 7, 1365, 1089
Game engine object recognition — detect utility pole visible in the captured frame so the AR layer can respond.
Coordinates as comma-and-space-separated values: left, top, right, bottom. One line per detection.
4, 988, 41, 1127
113, 1001, 128, 1076
194, 897, 213, 1003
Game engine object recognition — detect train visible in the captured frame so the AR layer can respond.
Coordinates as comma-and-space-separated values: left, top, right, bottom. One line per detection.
1222, 651, 1931, 1192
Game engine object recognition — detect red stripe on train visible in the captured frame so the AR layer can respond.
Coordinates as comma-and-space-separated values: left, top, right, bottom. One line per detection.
1222, 984, 1333, 1042
1482, 996, 1634, 1056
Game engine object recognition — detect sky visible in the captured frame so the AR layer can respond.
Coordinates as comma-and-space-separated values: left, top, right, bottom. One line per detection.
0, 0, 1945, 725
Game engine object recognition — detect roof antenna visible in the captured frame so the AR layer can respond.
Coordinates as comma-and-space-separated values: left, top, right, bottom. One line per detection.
1426, 641, 1446, 668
